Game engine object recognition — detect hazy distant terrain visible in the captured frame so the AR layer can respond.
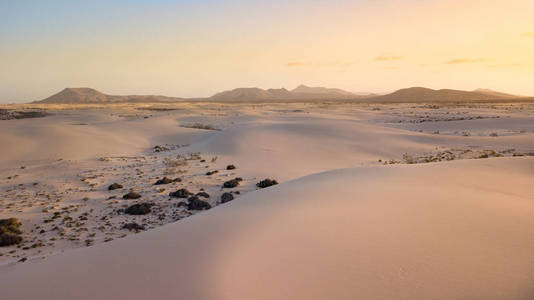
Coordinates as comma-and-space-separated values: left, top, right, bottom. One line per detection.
36, 88, 184, 104
34, 85, 531, 105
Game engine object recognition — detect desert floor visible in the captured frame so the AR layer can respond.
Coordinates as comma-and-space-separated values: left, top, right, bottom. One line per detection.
0, 101, 533, 299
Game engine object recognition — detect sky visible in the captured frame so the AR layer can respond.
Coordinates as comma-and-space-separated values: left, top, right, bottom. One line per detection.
0, 0, 533, 102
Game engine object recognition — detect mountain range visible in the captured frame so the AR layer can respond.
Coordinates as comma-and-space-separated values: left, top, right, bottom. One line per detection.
37, 88, 183, 104
35, 85, 528, 104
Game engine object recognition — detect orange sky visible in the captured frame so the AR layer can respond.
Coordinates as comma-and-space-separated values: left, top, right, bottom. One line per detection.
0, 0, 533, 102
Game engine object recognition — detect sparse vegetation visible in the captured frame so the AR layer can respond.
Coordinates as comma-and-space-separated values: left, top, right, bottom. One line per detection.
180, 123, 221, 131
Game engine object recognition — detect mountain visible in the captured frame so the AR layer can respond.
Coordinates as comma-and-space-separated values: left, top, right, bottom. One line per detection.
209, 85, 357, 101
36, 88, 183, 104
291, 84, 355, 97
363, 87, 524, 103
473, 88, 519, 99
209, 88, 280, 101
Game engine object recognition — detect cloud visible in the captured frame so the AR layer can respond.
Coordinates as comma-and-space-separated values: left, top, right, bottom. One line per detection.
521, 32, 534, 38
374, 56, 403, 61
444, 58, 486, 64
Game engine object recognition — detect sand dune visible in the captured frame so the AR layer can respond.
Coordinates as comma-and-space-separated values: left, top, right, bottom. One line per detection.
1, 102, 534, 298
1, 157, 534, 299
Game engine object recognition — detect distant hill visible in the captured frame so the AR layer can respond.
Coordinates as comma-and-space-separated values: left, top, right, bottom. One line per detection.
35, 86, 529, 104
291, 85, 355, 97
363, 87, 525, 103
473, 88, 519, 99
209, 85, 359, 101
36, 88, 183, 104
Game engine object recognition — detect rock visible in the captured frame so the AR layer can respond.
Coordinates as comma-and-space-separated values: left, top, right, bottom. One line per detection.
206, 170, 219, 176
256, 179, 279, 188
196, 192, 210, 198
124, 203, 153, 215
223, 178, 241, 188
0, 234, 23, 247
169, 188, 193, 198
123, 191, 141, 199
226, 164, 236, 170
176, 202, 188, 208
154, 177, 181, 185
122, 223, 145, 231
220, 192, 234, 203
108, 183, 123, 190
186, 196, 211, 211
0, 218, 23, 247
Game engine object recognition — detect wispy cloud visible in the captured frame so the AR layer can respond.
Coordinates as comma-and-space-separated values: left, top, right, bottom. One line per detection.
521, 32, 534, 38
374, 56, 403, 61
444, 58, 486, 64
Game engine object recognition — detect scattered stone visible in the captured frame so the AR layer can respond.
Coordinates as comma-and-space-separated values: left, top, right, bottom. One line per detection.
206, 170, 219, 176
256, 179, 279, 188
0, 218, 23, 247
169, 188, 193, 198
186, 196, 211, 211
176, 202, 188, 208
220, 192, 234, 203
223, 178, 241, 188
108, 183, 123, 190
226, 164, 236, 170
122, 223, 145, 231
196, 192, 210, 198
124, 203, 153, 215
123, 191, 142, 199
18, 257, 27, 262
154, 177, 181, 185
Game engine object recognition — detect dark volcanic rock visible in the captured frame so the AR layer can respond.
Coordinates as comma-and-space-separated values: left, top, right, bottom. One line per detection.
123, 191, 141, 199
220, 192, 234, 203
124, 203, 153, 215
196, 192, 210, 198
186, 196, 211, 210
226, 164, 236, 170
108, 183, 123, 190
223, 178, 241, 188
256, 179, 279, 188
154, 177, 181, 185
0, 234, 23, 247
206, 170, 219, 176
122, 223, 145, 231
0, 218, 23, 247
169, 188, 193, 198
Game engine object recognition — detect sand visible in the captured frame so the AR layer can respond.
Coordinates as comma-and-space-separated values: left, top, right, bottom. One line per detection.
0, 101, 533, 298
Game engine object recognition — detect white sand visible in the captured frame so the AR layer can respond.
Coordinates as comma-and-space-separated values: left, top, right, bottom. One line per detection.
1, 102, 534, 298
1, 158, 534, 299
